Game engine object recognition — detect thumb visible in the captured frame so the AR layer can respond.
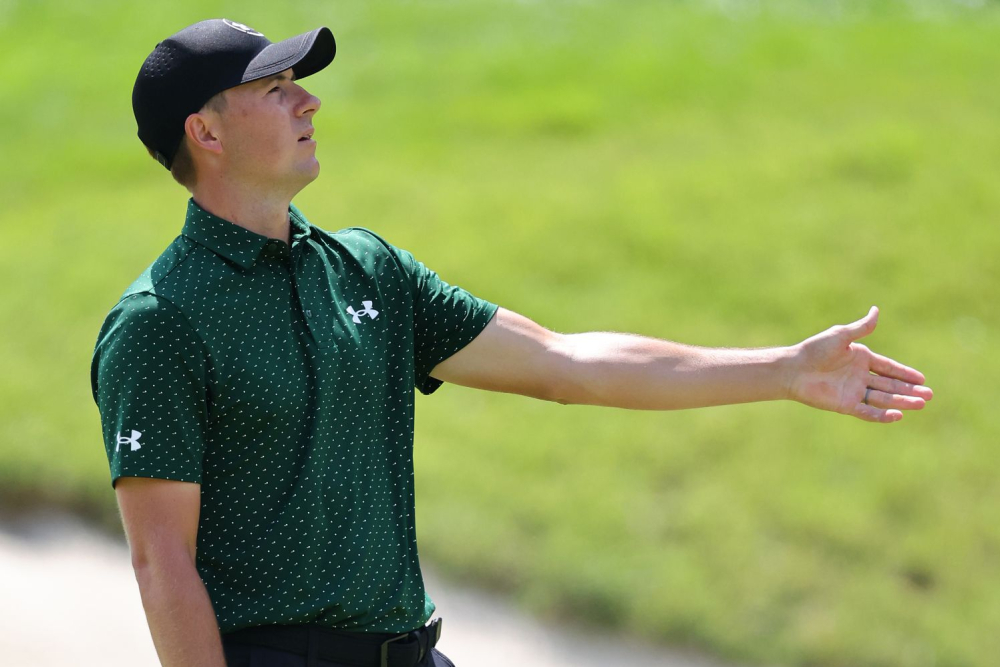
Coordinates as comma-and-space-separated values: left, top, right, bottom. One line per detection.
841, 305, 879, 341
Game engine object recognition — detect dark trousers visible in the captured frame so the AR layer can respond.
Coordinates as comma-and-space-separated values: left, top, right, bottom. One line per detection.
222, 622, 456, 667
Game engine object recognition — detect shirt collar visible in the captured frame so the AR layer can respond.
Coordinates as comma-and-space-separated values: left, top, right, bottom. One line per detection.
181, 198, 314, 270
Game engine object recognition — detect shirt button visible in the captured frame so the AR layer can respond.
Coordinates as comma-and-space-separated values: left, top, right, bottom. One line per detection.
306, 310, 312, 317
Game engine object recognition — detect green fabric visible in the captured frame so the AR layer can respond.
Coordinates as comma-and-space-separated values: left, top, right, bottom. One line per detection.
90, 198, 498, 634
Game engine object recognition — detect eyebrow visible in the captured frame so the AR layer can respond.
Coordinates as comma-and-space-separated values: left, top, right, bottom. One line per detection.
258, 72, 296, 87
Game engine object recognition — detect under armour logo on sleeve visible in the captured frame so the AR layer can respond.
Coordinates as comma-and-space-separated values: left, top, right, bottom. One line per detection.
116, 430, 143, 452
346, 300, 379, 324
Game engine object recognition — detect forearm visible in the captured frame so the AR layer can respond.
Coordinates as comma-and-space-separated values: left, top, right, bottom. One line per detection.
556, 331, 798, 410
133, 556, 227, 667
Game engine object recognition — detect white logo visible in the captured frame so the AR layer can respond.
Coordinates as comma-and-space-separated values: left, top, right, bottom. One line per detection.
346, 300, 379, 324
116, 430, 143, 452
223, 19, 264, 36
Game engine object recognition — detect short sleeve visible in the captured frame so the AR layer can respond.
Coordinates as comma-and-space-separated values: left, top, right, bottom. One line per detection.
90, 293, 211, 489
391, 245, 499, 395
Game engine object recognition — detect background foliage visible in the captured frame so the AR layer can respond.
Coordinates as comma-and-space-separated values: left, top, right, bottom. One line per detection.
1, 1, 997, 665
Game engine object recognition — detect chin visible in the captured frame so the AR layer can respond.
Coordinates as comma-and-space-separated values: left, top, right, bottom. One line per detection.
304, 163, 320, 184
288, 165, 320, 195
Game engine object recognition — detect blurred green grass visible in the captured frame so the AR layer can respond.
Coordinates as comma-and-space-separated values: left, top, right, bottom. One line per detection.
2, 1, 998, 665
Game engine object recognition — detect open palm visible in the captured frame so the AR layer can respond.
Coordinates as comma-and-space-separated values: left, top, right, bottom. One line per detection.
788, 307, 933, 423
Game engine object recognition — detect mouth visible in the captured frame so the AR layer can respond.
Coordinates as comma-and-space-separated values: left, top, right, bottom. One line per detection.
298, 128, 315, 143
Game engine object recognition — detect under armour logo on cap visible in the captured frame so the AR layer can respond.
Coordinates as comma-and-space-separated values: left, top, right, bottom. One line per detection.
223, 19, 264, 36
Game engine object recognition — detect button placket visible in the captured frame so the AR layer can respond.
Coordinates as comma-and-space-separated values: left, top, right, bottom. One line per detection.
292, 250, 336, 350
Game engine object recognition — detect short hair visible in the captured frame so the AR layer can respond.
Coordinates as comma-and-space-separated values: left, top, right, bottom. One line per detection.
154, 90, 229, 191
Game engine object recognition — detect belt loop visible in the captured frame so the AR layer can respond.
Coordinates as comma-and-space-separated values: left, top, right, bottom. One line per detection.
379, 631, 409, 667
306, 626, 319, 667
431, 618, 442, 646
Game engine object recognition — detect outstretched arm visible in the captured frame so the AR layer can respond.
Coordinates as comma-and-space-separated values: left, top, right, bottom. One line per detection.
429, 306, 932, 423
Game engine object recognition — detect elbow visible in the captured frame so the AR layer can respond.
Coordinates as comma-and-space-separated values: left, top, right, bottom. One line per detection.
130, 543, 197, 585
131, 559, 157, 589
550, 379, 593, 407
546, 334, 583, 406
548, 370, 577, 405
549, 391, 574, 406
524, 379, 575, 405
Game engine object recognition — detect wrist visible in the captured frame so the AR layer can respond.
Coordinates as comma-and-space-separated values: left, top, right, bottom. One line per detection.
775, 343, 803, 402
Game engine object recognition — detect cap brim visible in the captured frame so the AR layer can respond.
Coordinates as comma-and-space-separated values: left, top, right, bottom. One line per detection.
243, 26, 336, 83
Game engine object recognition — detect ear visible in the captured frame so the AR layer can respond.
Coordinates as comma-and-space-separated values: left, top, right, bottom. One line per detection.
184, 112, 224, 156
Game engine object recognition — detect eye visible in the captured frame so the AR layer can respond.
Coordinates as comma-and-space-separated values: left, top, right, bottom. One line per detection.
268, 86, 281, 94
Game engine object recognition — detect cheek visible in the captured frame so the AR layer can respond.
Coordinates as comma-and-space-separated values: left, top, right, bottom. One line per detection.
227, 122, 280, 159
220, 108, 294, 165
221, 117, 252, 154
254, 122, 289, 154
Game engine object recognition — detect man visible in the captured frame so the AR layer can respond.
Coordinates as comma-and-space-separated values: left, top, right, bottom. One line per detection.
91, 17, 933, 667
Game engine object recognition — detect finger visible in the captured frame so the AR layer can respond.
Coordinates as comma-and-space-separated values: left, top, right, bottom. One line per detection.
841, 305, 879, 342
868, 350, 927, 385
866, 374, 934, 401
865, 388, 926, 411
853, 403, 903, 423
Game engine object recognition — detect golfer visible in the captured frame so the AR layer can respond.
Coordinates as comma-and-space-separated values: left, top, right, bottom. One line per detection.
90, 18, 933, 667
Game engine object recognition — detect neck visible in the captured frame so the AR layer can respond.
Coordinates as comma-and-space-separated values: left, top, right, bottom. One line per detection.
190, 180, 295, 246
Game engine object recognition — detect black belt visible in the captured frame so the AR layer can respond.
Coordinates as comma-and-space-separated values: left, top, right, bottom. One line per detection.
222, 618, 443, 667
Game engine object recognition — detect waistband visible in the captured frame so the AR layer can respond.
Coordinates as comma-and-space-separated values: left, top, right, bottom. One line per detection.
222, 618, 443, 667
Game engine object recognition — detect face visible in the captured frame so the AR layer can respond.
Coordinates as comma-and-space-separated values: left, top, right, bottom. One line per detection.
210, 68, 322, 193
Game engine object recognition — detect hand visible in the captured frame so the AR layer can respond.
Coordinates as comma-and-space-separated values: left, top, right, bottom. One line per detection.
786, 306, 933, 423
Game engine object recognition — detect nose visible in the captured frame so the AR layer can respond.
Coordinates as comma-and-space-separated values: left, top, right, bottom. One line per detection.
295, 83, 321, 117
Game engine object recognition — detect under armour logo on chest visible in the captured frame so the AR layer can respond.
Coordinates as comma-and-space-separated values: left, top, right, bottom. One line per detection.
116, 430, 142, 452
346, 300, 379, 324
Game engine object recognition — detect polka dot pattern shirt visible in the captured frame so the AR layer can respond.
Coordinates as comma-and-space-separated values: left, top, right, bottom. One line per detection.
90, 198, 498, 634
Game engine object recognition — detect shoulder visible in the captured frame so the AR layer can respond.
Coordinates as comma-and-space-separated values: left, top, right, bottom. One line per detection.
91, 291, 208, 400
95, 229, 202, 351
118, 236, 198, 303
310, 224, 415, 274
106, 291, 188, 324
96, 232, 224, 354
92, 291, 203, 368
323, 225, 398, 254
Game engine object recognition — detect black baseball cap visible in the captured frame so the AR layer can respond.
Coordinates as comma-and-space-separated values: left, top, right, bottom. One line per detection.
133, 18, 336, 170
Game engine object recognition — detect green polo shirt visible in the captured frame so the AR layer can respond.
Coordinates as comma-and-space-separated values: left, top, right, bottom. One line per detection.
90, 198, 498, 634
